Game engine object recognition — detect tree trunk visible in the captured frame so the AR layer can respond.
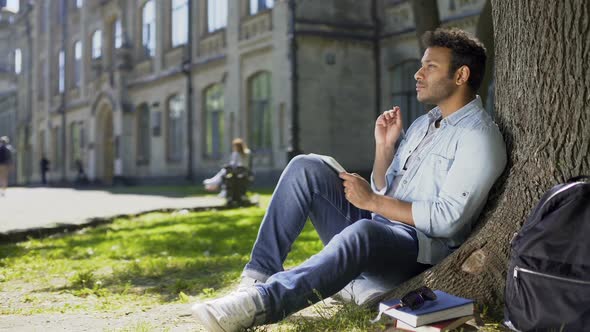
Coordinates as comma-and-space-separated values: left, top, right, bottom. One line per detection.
411, 0, 441, 53
475, 0, 494, 107
378, 0, 590, 312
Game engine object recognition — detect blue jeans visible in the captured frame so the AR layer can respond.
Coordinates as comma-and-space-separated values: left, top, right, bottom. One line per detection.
243, 155, 428, 323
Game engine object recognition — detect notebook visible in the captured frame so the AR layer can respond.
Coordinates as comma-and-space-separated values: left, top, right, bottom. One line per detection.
377, 290, 474, 327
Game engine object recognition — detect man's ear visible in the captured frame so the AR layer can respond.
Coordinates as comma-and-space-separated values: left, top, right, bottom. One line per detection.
455, 65, 471, 86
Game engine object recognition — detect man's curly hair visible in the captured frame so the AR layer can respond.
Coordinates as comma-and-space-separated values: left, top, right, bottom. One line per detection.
422, 28, 487, 92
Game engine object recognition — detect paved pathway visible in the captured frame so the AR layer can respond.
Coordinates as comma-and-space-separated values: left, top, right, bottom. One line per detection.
0, 187, 225, 235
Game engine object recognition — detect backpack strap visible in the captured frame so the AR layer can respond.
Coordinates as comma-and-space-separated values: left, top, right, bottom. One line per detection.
533, 179, 587, 221
567, 175, 589, 183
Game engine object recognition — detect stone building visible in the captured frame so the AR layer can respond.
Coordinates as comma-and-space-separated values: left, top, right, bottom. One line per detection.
1, 0, 490, 186
0, 2, 26, 185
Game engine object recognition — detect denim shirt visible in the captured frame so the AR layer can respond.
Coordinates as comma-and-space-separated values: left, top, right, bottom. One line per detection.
371, 96, 507, 265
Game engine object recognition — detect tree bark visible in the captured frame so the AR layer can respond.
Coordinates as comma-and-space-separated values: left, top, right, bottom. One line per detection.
378, 0, 590, 312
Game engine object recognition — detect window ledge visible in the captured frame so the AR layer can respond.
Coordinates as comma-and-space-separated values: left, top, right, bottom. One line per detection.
198, 29, 227, 58
134, 58, 154, 78
240, 10, 272, 41
164, 47, 185, 68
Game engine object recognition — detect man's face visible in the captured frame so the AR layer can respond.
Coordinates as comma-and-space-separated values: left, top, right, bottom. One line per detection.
414, 47, 457, 105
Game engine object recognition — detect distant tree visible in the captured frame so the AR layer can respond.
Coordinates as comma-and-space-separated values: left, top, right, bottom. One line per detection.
475, 0, 494, 106
380, 0, 590, 312
411, 0, 440, 53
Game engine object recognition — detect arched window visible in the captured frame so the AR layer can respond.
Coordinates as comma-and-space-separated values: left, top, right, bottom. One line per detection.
248, 72, 272, 152
250, 0, 274, 15
58, 50, 65, 93
207, 0, 227, 32
38, 60, 46, 99
74, 41, 82, 86
204, 84, 225, 159
171, 0, 188, 47
92, 30, 102, 59
113, 19, 122, 49
142, 0, 156, 57
14, 48, 21, 74
53, 126, 62, 171
70, 122, 82, 167
166, 94, 185, 162
390, 60, 422, 130
136, 103, 151, 164
4, 0, 19, 13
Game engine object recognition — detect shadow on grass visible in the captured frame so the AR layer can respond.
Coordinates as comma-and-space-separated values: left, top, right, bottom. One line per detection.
2, 205, 323, 303
49, 210, 263, 256
0, 243, 26, 261
100, 184, 275, 199
103, 185, 211, 198
280, 301, 386, 332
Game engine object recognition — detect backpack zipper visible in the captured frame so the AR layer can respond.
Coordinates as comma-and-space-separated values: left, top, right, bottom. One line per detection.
537, 182, 583, 213
513, 266, 590, 286
515, 182, 584, 243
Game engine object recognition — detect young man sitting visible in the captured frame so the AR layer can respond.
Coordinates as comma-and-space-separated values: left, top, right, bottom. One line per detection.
192, 28, 507, 332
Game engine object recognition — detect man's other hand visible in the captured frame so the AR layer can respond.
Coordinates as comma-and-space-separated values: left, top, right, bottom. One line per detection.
375, 106, 403, 148
339, 172, 375, 211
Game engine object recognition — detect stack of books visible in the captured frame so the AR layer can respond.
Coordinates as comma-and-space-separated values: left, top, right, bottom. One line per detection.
377, 290, 474, 331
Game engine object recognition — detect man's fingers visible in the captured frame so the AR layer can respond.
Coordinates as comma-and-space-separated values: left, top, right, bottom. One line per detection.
339, 172, 353, 180
382, 108, 401, 123
394, 107, 403, 121
380, 107, 401, 123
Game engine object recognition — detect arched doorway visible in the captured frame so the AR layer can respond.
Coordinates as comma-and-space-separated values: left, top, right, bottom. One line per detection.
96, 105, 114, 185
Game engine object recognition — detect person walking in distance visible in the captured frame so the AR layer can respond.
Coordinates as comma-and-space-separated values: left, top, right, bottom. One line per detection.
0, 136, 15, 196
40, 155, 50, 185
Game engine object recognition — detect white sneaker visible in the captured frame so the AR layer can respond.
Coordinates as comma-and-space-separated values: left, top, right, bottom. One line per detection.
237, 275, 264, 291
191, 287, 266, 332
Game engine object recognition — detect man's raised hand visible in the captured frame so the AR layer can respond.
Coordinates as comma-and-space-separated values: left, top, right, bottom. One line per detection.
375, 106, 403, 147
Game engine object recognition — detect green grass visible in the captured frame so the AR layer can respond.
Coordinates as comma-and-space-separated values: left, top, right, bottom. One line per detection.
105, 184, 212, 197
0, 187, 504, 331
0, 190, 324, 319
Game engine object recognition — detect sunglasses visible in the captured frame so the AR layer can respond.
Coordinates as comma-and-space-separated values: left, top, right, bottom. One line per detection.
371, 286, 438, 323
400, 286, 437, 310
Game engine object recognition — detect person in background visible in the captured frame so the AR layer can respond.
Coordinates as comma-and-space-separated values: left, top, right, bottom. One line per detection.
203, 138, 251, 195
40, 155, 50, 185
75, 159, 89, 185
0, 136, 14, 196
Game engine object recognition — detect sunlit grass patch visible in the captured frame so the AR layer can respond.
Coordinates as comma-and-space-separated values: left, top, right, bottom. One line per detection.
0, 191, 324, 316
0, 186, 506, 330
280, 301, 386, 332
105, 322, 170, 332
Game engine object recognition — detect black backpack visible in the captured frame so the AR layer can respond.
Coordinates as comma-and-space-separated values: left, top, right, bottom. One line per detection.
504, 176, 590, 331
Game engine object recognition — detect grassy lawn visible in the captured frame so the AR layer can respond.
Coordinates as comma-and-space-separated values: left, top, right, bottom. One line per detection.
0, 188, 504, 331
105, 185, 213, 197
0, 189, 382, 331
